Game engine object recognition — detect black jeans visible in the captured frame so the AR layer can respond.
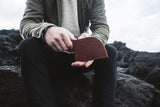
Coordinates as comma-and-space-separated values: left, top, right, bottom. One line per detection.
19, 37, 117, 107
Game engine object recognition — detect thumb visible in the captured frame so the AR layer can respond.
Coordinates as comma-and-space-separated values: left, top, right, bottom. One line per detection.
66, 30, 77, 40
69, 34, 77, 40
85, 60, 94, 68
78, 33, 89, 39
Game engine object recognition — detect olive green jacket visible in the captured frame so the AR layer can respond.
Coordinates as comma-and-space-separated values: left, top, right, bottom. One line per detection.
20, 0, 109, 45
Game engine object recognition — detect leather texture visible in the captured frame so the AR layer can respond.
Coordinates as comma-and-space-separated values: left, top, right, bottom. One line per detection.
73, 37, 108, 61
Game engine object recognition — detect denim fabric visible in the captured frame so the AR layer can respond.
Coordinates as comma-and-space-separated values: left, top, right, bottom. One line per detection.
19, 37, 117, 107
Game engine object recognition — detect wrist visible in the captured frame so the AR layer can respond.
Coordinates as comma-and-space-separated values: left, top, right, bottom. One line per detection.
41, 26, 53, 41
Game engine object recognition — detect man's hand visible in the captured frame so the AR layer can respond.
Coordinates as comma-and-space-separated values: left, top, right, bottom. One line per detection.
71, 33, 94, 68
44, 27, 76, 52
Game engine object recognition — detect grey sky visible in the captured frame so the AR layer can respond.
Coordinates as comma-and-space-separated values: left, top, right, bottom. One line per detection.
0, 0, 160, 52
106, 0, 160, 52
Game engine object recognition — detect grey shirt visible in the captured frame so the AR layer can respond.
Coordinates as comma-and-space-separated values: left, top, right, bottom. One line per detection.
61, 0, 81, 38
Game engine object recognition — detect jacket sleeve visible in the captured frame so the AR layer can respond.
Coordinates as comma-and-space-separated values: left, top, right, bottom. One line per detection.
19, 0, 55, 39
89, 0, 110, 45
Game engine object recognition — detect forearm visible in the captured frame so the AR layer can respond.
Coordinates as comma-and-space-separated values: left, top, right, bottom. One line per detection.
91, 26, 109, 45
89, 0, 109, 45
20, 19, 55, 39
19, 0, 55, 39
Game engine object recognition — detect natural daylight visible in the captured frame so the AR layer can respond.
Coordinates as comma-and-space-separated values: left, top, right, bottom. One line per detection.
0, 0, 160, 107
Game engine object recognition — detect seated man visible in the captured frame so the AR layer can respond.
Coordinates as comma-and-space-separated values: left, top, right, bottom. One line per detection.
19, 0, 117, 107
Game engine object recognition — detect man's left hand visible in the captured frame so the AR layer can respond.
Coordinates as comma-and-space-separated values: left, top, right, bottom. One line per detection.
71, 33, 94, 68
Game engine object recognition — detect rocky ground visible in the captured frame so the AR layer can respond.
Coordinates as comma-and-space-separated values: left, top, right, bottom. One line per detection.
0, 29, 21, 65
112, 41, 160, 90
0, 29, 160, 107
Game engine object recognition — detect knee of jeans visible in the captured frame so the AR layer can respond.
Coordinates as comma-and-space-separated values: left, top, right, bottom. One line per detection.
105, 45, 118, 58
19, 37, 33, 51
19, 37, 40, 56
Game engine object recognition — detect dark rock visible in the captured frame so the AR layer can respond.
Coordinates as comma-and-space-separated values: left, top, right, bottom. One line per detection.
1, 30, 160, 106
112, 41, 160, 90
0, 66, 27, 107
115, 72, 160, 107
117, 67, 128, 73
145, 68, 160, 91
0, 66, 160, 107
117, 62, 129, 68
111, 41, 138, 64
0, 29, 22, 66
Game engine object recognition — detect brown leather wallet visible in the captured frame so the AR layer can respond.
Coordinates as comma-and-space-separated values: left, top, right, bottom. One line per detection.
72, 37, 108, 61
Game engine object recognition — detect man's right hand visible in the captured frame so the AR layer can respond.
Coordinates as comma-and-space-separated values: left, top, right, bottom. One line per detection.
44, 27, 77, 52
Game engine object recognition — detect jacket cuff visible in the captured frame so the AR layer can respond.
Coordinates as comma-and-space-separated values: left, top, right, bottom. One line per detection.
30, 22, 56, 39
41, 25, 53, 42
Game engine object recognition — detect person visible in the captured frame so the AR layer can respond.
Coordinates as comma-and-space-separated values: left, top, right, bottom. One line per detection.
19, 0, 117, 107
